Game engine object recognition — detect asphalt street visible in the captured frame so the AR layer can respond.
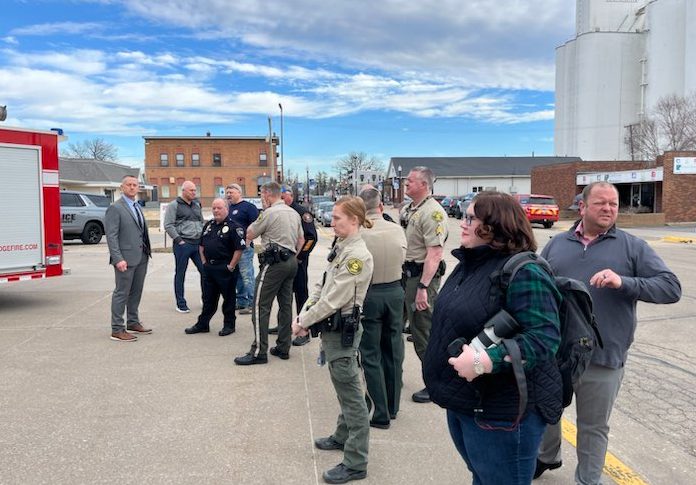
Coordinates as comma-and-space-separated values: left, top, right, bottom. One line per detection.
0, 214, 694, 485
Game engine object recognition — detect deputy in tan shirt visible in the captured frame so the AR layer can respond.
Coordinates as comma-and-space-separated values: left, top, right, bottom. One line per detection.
400, 166, 448, 404
234, 181, 303, 366
358, 185, 407, 428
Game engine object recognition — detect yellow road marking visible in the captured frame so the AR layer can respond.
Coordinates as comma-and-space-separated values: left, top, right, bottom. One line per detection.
661, 236, 695, 243
316, 224, 334, 240
561, 418, 651, 485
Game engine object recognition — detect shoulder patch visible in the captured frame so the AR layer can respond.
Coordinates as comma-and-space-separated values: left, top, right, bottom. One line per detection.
236, 227, 245, 238
302, 212, 314, 223
436, 224, 443, 236
346, 258, 363, 275
256, 212, 263, 222
431, 211, 444, 222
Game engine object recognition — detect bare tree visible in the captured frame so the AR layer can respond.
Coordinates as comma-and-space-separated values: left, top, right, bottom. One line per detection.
625, 93, 696, 163
333, 151, 384, 177
61, 138, 119, 161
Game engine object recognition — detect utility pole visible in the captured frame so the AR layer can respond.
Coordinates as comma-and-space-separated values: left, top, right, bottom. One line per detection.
278, 103, 284, 182
268, 116, 275, 182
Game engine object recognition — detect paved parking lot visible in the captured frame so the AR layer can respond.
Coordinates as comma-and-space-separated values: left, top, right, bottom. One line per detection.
1, 214, 695, 484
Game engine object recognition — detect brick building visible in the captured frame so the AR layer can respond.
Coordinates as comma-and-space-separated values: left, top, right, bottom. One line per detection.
532, 151, 696, 223
144, 133, 279, 206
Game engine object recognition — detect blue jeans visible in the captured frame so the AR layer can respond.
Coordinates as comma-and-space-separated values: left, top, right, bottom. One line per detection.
447, 409, 546, 485
173, 242, 203, 309
235, 244, 255, 308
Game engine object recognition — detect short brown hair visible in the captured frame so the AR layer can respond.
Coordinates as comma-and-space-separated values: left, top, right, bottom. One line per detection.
472, 191, 536, 254
334, 197, 374, 229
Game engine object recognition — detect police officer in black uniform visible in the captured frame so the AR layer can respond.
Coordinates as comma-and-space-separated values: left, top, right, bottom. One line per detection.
278, 185, 317, 346
185, 198, 246, 337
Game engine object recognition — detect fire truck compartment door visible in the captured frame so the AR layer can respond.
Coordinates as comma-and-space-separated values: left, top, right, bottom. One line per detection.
0, 144, 44, 274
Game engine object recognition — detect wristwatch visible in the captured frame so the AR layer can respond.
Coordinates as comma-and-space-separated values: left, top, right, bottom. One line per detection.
417, 282, 428, 290
473, 351, 485, 376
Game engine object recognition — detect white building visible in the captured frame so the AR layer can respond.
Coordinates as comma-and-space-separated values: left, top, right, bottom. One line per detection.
555, 0, 696, 160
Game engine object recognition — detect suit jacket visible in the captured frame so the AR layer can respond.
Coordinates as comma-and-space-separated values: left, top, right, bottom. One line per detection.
105, 197, 151, 266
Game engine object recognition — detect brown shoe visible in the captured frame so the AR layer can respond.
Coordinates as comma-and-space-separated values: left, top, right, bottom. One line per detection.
127, 323, 152, 334
110, 331, 138, 342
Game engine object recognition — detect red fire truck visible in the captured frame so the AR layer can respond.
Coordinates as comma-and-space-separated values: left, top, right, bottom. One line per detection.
0, 126, 65, 283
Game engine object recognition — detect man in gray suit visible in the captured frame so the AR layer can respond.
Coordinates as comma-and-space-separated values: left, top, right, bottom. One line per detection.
105, 175, 152, 342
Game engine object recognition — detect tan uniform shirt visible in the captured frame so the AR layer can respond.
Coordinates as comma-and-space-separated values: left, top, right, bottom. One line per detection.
249, 200, 302, 252
401, 196, 448, 262
360, 210, 407, 284
299, 232, 374, 328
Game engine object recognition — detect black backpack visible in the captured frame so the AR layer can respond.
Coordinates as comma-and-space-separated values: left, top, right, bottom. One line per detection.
498, 252, 603, 408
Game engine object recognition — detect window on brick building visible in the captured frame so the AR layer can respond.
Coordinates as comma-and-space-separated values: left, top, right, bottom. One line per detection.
213, 153, 221, 167
193, 177, 201, 196
259, 152, 267, 167
160, 153, 169, 166
175, 153, 184, 166
191, 153, 200, 166
214, 177, 223, 198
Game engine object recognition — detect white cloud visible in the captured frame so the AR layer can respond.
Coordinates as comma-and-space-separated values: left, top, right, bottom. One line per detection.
120, 0, 572, 91
2, 36, 18, 45
10, 21, 104, 36
3, 49, 106, 75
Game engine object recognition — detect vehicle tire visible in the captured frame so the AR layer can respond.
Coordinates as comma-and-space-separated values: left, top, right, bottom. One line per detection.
543, 221, 553, 229
455, 208, 462, 219
81, 222, 103, 244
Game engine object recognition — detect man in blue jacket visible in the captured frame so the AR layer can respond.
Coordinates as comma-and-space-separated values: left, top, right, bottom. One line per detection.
535, 181, 682, 485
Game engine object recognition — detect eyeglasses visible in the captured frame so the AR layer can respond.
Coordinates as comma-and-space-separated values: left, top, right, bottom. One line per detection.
464, 214, 476, 226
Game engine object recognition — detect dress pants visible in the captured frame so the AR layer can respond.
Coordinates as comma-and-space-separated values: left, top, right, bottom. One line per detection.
537, 363, 625, 485
110, 251, 148, 333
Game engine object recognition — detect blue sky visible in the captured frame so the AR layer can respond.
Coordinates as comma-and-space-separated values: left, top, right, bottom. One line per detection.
0, 0, 574, 177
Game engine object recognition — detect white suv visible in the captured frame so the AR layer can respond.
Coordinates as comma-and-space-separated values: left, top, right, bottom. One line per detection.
60, 191, 110, 244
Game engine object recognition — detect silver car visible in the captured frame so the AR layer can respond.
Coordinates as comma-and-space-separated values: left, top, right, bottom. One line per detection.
60, 191, 110, 244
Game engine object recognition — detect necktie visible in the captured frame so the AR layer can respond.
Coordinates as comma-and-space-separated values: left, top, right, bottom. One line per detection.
135, 205, 143, 229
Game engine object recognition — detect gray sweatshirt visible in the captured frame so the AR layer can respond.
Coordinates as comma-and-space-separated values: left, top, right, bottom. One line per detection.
164, 197, 204, 244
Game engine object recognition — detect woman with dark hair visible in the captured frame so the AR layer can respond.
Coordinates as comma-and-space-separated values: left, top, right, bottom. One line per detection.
292, 197, 374, 484
423, 191, 562, 485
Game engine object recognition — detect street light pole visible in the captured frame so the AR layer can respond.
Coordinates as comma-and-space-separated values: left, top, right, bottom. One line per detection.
278, 103, 284, 181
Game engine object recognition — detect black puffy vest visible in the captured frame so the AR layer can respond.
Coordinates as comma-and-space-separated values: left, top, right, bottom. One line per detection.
424, 245, 562, 423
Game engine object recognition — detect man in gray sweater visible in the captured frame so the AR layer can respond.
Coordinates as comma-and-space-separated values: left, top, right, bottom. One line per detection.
164, 181, 205, 313
535, 181, 682, 485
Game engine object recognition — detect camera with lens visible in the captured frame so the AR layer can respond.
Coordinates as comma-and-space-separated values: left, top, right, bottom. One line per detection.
447, 309, 521, 357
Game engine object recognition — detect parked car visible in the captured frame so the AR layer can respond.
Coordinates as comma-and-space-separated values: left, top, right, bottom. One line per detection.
315, 201, 334, 221
513, 194, 560, 228
321, 204, 335, 227
455, 193, 476, 219
60, 191, 110, 244
433, 195, 447, 208
309, 196, 332, 215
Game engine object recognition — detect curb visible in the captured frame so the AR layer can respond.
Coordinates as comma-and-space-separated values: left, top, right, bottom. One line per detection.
661, 236, 695, 244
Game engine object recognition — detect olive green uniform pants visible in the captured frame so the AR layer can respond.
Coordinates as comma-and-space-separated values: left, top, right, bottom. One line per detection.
404, 275, 441, 362
323, 328, 369, 471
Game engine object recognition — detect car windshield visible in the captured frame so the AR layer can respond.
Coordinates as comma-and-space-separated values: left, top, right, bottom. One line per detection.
528, 197, 557, 205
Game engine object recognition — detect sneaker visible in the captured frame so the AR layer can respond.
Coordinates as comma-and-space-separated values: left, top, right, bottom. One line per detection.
110, 331, 137, 342
126, 323, 152, 334
238, 307, 252, 315
292, 335, 311, 346
322, 464, 366, 484
176, 306, 190, 314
